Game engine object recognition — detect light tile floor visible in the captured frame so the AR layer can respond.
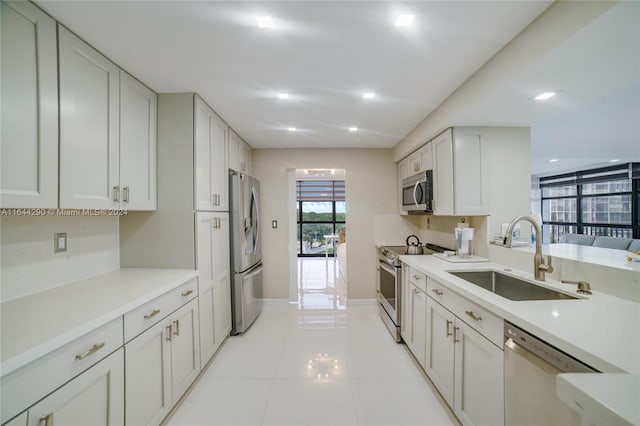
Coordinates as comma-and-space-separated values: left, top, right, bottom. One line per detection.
166, 300, 457, 426
297, 258, 347, 310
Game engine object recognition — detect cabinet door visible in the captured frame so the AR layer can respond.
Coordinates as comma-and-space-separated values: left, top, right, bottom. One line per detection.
119, 70, 157, 211
125, 320, 172, 426
196, 212, 230, 366
228, 129, 240, 172
170, 298, 201, 403
27, 349, 124, 426
194, 96, 228, 211
454, 320, 504, 426
408, 153, 421, 175
432, 129, 454, 216
59, 25, 120, 209
1, 1, 58, 208
409, 284, 427, 368
239, 141, 251, 174
425, 298, 455, 407
419, 142, 433, 171
212, 214, 231, 346
452, 130, 489, 215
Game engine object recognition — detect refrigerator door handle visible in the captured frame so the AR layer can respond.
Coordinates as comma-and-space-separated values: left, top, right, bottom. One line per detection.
251, 186, 261, 254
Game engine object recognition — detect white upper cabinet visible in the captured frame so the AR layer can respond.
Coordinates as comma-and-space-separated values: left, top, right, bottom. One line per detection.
407, 142, 433, 175
194, 95, 228, 211
1, 1, 58, 208
432, 128, 489, 216
119, 71, 157, 211
59, 25, 120, 209
229, 128, 252, 174
59, 26, 157, 210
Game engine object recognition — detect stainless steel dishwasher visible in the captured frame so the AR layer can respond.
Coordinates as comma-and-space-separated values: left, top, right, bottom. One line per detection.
504, 321, 598, 426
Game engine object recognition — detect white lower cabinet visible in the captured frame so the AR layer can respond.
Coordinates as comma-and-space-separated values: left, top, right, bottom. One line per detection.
3, 412, 26, 426
125, 298, 200, 426
453, 321, 504, 426
405, 282, 427, 368
196, 212, 231, 367
425, 298, 455, 406
27, 348, 124, 426
425, 296, 504, 426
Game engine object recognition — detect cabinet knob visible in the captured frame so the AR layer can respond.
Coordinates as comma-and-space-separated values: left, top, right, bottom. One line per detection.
181, 289, 194, 297
432, 288, 443, 296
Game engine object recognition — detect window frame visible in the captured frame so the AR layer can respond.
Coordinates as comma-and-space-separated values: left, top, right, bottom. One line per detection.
539, 162, 639, 242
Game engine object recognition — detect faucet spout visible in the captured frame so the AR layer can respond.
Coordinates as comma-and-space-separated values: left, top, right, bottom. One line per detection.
504, 215, 552, 281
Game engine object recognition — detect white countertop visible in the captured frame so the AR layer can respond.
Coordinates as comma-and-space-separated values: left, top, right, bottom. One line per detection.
400, 254, 640, 426
557, 373, 639, 425
399, 255, 640, 374
0, 268, 198, 377
513, 243, 640, 272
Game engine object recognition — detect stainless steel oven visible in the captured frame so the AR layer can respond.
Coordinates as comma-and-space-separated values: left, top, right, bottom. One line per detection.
376, 255, 402, 342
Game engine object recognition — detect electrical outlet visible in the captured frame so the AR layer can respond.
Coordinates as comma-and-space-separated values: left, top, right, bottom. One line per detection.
54, 233, 67, 253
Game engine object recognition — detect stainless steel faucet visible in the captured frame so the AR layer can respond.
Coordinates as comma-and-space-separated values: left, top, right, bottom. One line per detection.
504, 215, 553, 281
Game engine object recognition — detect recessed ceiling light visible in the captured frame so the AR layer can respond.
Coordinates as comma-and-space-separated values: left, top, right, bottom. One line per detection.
287, 127, 297, 132
534, 91, 557, 101
362, 92, 376, 100
278, 93, 289, 100
348, 127, 358, 132
549, 158, 559, 163
610, 159, 620, 162
395, 14, 415, 27
256, 15, 273, 29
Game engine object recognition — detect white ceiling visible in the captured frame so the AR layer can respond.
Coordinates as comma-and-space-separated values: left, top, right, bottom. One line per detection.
35, 1, 639, 175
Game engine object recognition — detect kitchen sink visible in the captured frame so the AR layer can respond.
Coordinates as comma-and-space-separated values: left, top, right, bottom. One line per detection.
449, 270, 578, 301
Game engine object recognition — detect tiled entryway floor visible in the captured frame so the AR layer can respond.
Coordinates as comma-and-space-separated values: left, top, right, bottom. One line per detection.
166, 301, 456, 426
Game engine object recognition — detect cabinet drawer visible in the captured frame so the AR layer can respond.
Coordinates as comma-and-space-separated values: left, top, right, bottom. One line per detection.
427, 278, 502, 347
0, 318, 123, 424
124, 278, 197, 342
408, 267, 427, 292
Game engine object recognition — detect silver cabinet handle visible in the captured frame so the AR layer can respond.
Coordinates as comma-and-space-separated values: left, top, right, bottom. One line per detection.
39, 413, 54, 426
454, 326, 460, 343
173, 320, 180, 336
465, 310, 482, 322
75, 342, 106, 361
144, 309, 161, 320
182, 289, 194, 297
166, 324, 172, 342
123, 186, 129, 203
446, 320, 452, 337
432, 288, 443, 296
113, 186, 120, 203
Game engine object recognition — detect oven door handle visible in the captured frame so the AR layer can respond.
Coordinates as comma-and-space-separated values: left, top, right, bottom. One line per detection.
378, 262, 397, 276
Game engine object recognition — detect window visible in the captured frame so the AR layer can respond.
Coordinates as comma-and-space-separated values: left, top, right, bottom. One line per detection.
539, 163, 639, 243
296, 180, 346, 256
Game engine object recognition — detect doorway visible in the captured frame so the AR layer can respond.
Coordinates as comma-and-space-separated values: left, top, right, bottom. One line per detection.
287, 169, 347, 308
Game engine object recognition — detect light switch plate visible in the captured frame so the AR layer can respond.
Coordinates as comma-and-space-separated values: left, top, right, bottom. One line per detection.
54, 233, 67, 253
272, 220, 278, 229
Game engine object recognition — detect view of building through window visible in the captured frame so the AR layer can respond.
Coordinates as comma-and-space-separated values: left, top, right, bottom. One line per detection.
296, 180, 346, 256
539, 163, 638, 243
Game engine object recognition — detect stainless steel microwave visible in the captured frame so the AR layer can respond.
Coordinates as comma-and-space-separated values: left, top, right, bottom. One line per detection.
402, 170, 434, 213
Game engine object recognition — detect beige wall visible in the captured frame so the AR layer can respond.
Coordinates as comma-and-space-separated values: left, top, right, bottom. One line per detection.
252, 148, 397, 299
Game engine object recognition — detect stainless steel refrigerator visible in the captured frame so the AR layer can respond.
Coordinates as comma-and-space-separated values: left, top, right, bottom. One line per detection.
229, 170, 263, 334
